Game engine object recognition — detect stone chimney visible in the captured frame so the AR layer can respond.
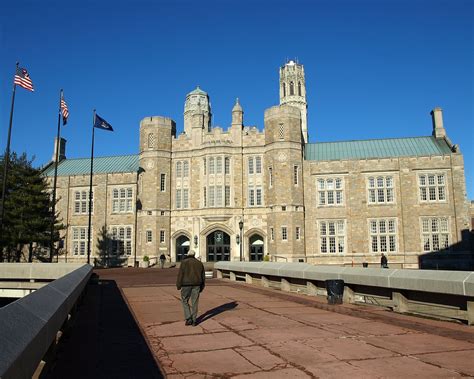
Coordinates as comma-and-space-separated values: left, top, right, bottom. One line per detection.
52, 137, 67, 162
431, 107, 446, 139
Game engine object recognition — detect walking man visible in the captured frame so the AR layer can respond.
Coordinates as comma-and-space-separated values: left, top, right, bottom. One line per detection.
176, 250, 205, 326
380, 253, 388, 268
159, 253, 166, 269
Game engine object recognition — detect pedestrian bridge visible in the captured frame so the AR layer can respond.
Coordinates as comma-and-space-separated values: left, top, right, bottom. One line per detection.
1, 263, 473, 378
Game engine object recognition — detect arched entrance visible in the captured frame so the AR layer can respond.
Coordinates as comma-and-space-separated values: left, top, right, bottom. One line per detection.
249, 234, 264, 261
176, 235, 190, 262
207, 231, 230, 262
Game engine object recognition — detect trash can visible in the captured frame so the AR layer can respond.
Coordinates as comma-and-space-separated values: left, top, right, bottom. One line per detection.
325, 279, 344, 304
362, 262, 368, 268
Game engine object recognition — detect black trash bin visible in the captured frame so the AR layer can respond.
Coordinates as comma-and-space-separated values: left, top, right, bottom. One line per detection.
362, 262, 368, 268
325, 279, 344, 304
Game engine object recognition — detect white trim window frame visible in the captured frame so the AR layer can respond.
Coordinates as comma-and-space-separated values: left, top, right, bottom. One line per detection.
110, 226, 132, 256
367, 175, 394, 205
317, 177, 344, 207
420, 217, 449, 252
319, 220, 345, 254
281, 226, 288, 241
112, 187, 133, 214
72, 226, 89, 255
369, 218, 397, 253
418, 172, 447, 203
74, 189, 93, 215
146, 230, 153, 244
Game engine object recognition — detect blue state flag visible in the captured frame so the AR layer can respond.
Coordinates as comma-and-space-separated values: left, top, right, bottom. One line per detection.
94, 114, 114, 131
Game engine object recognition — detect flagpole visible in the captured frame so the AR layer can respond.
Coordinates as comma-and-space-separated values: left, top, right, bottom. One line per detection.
49, 89, 63, 263
0, 62, 19, 262
87, 110, 96, 265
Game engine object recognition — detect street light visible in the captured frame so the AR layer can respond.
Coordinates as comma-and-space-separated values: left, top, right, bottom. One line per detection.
239, 220, 243, 261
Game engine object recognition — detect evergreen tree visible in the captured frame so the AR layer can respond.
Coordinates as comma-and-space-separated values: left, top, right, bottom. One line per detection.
0, 153, 63, 262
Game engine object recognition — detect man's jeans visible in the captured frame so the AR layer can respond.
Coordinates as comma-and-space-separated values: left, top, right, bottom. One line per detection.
180, 286, 201, 322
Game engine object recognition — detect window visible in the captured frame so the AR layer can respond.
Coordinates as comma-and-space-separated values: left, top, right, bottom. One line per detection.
319, 220, 345, 253
203, 158, 207, 175
209, 157, 215, 174
111, 226, 132, 256
160, 174, 166, 192
209, 186, 215, 207
248, 185, 263, 206
270, 227, 274, 241
216, 157, 222, 174
268, 167, 273, 187
216, 185, 222, 206
293, 165, 299, 185
147, 133, 155, 149
369, 218, 397, 253
317, 178, 344, 206
298, 82, 302, 96
419, 173, 446, 202
255, 156, 262, 174
296, 227, 301, 240
282, 206, 286, 211
183, 161, 189, 178
290, 81, 294, 95
176, 161, 182, 178
176, 189, 182, 209
225, 157, 230, 175
160, 230, 165, 244
279, 124, 284, 139
183, 189, 189, 208
368, 176, 394, 204
282, 83, 286, 97
72, 227, 89, 255
203, 187, 207, 207
248, 158, 254, 174
112, 187, 133, 213
282, 227, 288, 241
74, 190, 93, 215
225, 186, 230, 206
421, 217, 449, 252
146, 230, 152, 243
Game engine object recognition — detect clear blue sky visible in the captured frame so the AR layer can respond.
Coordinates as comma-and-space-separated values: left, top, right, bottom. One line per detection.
1, 0, 473, 198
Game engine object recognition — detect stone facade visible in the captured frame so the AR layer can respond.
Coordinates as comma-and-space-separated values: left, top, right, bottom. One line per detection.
45, 61, 471, 268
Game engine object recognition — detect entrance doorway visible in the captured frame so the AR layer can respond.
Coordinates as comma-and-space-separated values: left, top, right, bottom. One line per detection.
176, 235, 190, 262
249, 234, 264, 261
207, 231, 230, 262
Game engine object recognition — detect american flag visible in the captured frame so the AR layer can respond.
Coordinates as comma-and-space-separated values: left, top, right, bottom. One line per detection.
14, 66, 34, 91
61, 93, 69, 125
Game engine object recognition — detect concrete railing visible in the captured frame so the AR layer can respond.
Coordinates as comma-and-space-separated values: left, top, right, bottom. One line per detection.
0, 263, 93, 379
215, 262, 474, 325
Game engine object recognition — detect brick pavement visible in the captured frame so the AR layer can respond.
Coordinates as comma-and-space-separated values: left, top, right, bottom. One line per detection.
46, 267, 474, 378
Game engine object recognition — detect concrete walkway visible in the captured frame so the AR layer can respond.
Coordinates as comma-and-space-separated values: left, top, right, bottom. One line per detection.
123, 268, 473, 378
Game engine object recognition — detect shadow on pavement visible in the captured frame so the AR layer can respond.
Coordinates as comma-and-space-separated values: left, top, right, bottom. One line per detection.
44, 279, 163, 379
197, 301, 238, 324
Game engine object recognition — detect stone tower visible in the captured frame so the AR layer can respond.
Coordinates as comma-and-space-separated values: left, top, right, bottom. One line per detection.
137, 116, 175, 258
184, 86, 212, 134
264, 105, 305, 259
279, 60, 308, 143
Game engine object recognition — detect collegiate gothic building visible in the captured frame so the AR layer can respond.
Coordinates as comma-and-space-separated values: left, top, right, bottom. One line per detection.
43, 61, 470, 268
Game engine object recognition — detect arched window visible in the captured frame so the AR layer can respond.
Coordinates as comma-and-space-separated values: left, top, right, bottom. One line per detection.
290, 81, 294, 95
298, 82, 302, 96
282, 83, 286, 97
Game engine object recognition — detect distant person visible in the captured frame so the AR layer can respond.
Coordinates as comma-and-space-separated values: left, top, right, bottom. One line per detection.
159, 253, 166, 269
380, 253, 388, 268
176, 250, 205, 326
263, 253, 270, 262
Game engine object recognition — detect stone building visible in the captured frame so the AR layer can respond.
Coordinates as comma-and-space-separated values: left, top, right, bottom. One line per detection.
43, 61, 471, 268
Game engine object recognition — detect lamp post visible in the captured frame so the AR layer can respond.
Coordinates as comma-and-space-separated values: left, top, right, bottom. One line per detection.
239, 220, 243, 261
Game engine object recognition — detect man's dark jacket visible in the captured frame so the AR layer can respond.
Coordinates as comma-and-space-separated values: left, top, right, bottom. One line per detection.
176, 256, 205, 291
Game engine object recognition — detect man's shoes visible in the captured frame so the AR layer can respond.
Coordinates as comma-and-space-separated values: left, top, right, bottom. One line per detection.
192, 320, 198, 326
185, 319, 193, 326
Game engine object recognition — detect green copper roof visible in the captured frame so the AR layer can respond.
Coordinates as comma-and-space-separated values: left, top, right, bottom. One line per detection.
305, 136, 452, 161
42, 154, 139, 177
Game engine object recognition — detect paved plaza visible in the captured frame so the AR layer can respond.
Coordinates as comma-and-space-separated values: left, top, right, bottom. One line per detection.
48, 268, 474, 378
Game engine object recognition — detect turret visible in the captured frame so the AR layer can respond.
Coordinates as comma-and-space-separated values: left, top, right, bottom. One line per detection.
184, 86, 212, 134
279, 60, 308, 143
231, 98, 243, 127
